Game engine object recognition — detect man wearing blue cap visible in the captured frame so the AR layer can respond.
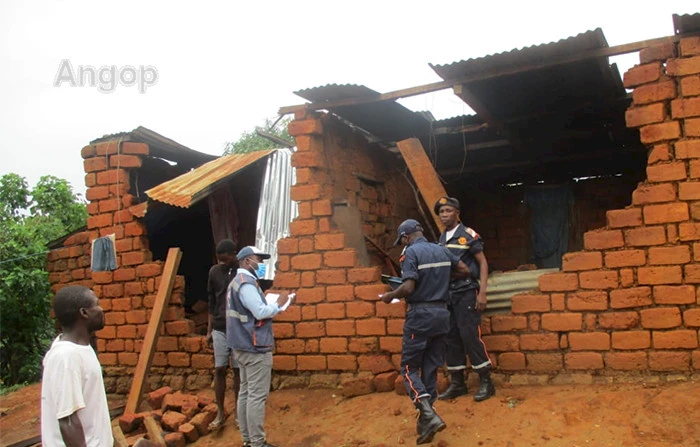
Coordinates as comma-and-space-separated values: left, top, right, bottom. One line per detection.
380, 219, 470, 445
227, 246, 289, 447
434, 196, 495, 402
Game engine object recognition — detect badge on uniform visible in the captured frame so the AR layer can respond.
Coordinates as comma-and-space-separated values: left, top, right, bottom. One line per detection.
458, 237, 467, 245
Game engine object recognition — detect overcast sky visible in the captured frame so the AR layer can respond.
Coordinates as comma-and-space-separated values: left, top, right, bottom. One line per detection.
0, 1, 697, 198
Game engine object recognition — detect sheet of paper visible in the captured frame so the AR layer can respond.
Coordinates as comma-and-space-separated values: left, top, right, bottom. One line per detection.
281, 293, 295, 311
265, 293, 279, 306
266, 293, 295, 311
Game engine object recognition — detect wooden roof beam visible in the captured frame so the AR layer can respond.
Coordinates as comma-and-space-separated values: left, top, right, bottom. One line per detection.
278, 32, 697, 116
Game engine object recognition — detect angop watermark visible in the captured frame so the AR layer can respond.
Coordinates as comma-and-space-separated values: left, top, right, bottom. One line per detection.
53, 59, 158, 94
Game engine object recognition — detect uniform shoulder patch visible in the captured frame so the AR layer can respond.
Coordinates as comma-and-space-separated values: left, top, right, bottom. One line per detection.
465, 227, 480, 238
458, 236, 467, 245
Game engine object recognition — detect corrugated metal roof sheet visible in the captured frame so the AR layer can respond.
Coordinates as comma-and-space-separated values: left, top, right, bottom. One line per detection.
429, 29, 624, 121
146, 149, 276, 208
422, 27, 641, 183
294, 84, 432, 142
673, 13, 700, 34
90, 126, 216, 169
430, 29, 607, 80
485, 268, 559, 314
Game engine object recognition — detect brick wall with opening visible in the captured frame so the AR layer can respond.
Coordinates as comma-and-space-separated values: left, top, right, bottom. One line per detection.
47, 140, 213, 394
487, 36, 700, 383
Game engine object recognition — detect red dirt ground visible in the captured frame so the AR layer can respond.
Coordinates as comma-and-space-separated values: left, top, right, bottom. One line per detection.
2, 380, 700, 447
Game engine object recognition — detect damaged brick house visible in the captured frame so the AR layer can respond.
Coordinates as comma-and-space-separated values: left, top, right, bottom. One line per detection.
47, 129, 294, 393
47, 14, 700, 396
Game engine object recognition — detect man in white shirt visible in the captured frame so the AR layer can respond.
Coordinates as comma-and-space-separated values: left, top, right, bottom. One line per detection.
41, 285, 113, 447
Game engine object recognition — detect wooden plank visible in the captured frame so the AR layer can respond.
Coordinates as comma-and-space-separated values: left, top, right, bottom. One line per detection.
396, 138, 447, 233
364, 235, 400, 275
143, 415, 166, 446
278, 33, 695, 115
6, 436, 41, 447
112, 420, 130, 447
124, 247, 182, 415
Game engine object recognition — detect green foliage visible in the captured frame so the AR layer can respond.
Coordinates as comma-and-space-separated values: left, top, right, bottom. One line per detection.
0, 174, 87, 386
223, 117, 293, 155
0, 382, 28, 396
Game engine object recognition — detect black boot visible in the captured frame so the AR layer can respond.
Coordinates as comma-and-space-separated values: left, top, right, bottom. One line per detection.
415, 399, 446, 444
473, 370, 495, 402
438, 370, 467, 400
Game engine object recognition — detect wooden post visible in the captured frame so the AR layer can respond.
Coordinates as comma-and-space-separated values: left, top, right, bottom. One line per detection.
144, 415, 166, 446
396, 138, 448, 233
112, 420, 129, 447
124, 247, 183, 415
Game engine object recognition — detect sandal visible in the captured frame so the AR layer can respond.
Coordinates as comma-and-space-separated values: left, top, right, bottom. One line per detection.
208, 415, 226, 431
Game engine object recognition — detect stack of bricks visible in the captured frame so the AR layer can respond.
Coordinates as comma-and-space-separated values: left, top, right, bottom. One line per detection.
271, 112, 411, 387
484, 36, 700, 382
47, 139, 211, 394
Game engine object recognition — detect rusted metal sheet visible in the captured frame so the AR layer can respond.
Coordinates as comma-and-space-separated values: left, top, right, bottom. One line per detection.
673, 13, 700, 34
430, 29, 623, 122
129, 202, 148, 218
145, 149, 276, 208
430, 29, 608, 81
485, 268, 560, 314
294, 84, 431, 142
90, 126, 216, 169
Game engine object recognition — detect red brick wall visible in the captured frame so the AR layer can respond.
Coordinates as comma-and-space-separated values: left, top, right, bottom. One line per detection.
281, 36, 700, 386
47, 141, 212, 394
492, 36, 700, 380
274, 112, 417, 378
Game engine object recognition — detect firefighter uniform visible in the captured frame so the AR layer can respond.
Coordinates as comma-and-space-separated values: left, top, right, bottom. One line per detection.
435, 196, 495, 402
398, 234, 458, 403
440, 224, 492, 372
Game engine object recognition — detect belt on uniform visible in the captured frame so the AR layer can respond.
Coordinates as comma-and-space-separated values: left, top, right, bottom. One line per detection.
406, 301, 447, 312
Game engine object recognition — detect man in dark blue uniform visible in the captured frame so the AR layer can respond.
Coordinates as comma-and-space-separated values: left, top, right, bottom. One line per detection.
434, 197, 495, 402
380, 219, 469, 445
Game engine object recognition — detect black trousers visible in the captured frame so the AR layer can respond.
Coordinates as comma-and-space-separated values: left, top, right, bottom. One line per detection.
445, 288, 492, 372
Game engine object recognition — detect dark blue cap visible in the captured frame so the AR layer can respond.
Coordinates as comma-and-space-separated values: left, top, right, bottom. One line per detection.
393, 219, 423, 246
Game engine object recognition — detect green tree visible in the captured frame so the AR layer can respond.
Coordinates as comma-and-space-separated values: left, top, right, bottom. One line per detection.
223, 117, 294, 155
0, 174, 87, 386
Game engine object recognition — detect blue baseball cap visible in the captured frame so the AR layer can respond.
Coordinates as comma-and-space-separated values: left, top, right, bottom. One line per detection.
393, 219, 423, 246
237, 246, 271, 261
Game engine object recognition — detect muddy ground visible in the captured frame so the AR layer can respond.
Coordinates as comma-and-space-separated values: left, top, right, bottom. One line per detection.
2, 379, 700, 447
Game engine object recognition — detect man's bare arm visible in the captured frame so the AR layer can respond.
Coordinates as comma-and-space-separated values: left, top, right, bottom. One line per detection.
475, 252, 489, 311
58, 412, 87, 447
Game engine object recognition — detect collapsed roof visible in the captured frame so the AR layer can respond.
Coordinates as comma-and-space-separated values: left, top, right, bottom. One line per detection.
286, 15, 700, 184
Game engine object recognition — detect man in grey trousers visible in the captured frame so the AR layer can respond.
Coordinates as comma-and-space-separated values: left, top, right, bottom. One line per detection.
227, 246, 288, 447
